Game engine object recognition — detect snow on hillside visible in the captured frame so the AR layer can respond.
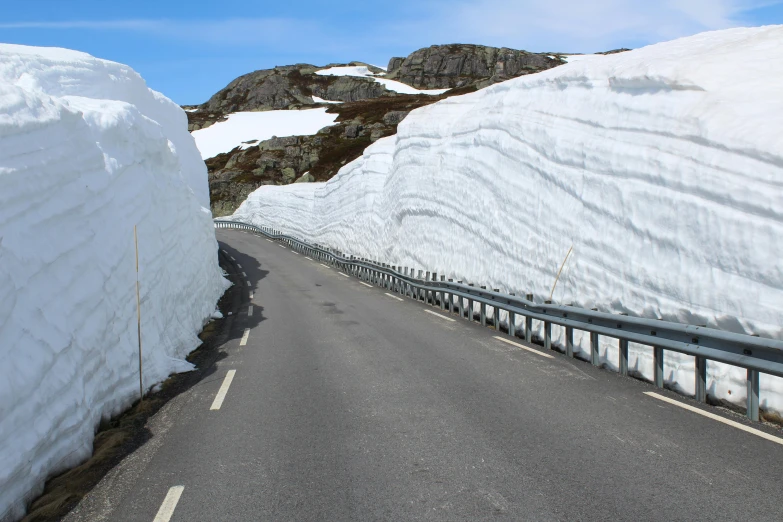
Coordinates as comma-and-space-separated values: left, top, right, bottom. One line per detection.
234, 27, 783, 414
191, 108, 338, 159
0, 45, 228, 520
315, 66, 449, 95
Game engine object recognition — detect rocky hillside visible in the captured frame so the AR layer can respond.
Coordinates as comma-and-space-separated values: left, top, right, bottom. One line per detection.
191, 44, 573, 217
386, 44, 561, 90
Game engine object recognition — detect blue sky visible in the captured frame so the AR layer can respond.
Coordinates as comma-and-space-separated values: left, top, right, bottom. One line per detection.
2, 0, 781, 104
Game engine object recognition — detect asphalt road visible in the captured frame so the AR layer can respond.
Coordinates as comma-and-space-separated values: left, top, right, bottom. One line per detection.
66, 229, 783, 521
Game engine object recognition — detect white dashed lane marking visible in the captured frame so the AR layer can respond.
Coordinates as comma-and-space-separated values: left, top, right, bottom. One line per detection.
239, 328, 250, 346
319, 263, 330, 268
645, 392, 783, 446
360, 282, 373, 288
237, 264, 242, 268
339, 272, 350, 278
425, 309, 455, 322
385, 293, 404, 302
210, 370, 237, 411
248, 305, 253, 317
493, 335, 554, 358
153, 486, 185, 522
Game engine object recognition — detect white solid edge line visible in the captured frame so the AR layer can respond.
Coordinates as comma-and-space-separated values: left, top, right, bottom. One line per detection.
493, 335, 555, 359
339, 272, 350, 277
248, 305, 253, 316
319, 263, 330, 268
424, 309, 455, 321
239, 328, 250, 346
360, 282, 373, 288
644, 392, 783, 446
265, 239, 273, 243
210, 369, 237, 411
278, 244, 287, 249
153, 485, 185, 522
305, 257, 313, 260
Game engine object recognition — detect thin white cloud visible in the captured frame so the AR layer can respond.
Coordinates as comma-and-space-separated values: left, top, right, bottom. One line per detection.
0, 17, 329, 48
1, 1, 780, 55
385, 0, 783, 52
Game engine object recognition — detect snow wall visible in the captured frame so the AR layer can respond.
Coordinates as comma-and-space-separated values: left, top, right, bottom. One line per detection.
0, 45, 229, 520
234, 27, 783, 413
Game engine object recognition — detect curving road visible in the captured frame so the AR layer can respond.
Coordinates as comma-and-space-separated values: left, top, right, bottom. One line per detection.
66, 228, 783, 521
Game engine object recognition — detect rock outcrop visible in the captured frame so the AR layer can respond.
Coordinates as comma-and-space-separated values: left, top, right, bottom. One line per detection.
385, 44, 561, 90
206, 95, 440, 216
189, 62, 391, 131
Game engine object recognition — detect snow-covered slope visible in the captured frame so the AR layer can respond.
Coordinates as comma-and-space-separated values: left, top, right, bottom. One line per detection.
234, 27, 783, 413
0, 45, 228, 520
191, 108, 338, 159
315, 66, 449, 95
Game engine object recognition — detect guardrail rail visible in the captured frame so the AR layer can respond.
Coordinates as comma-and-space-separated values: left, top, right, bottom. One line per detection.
215, 219, 783, 422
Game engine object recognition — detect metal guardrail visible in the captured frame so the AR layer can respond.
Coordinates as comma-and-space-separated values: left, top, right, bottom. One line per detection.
216, 219, 783, 422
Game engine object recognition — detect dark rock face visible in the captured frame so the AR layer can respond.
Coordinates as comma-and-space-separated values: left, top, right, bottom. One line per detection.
385, 44, 561, 89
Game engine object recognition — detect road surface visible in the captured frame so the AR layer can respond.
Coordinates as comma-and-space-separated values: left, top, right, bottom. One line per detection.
66, 228, 783, 521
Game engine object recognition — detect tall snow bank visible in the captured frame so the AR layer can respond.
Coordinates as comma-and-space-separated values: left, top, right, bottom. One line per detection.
0, 45, 229, 521
234, 27, 783, 412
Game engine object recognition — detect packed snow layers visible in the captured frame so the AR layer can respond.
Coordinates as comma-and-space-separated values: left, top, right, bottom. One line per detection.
191, 108, 339, 160
0, 45, 229, 521
234, 26, 783, 414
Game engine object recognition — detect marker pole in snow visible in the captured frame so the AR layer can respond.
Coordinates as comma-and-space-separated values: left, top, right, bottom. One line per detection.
134, 225, 143, 402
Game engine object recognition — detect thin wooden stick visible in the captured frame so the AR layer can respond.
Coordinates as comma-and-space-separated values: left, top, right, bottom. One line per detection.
549, 245, 573, 302
135, 225, 143, 401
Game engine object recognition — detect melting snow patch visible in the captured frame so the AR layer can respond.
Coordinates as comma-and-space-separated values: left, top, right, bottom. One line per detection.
315, 66, 448, 95
191, 109, 338, 160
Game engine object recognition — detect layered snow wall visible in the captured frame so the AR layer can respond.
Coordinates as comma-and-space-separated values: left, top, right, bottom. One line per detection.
0, 45, 229, 520
234, 27, 783, 413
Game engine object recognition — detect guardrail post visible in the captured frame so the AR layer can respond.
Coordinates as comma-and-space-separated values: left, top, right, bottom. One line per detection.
566, 327, 574, 358
492, 290, 500, 330
447, 279, 453, 312
416, 270, 423, 300
747, 369, 760, 421
544, 320, 552, 350
619, 339, 628, 375
440, 275, 446, 310
480, 286, 487, 326
457, 281, 464, 318
508, 293, 516, 337
525, 293, 533, 343
468, 285, 474, 321
695, 356, 707, 403
591, 332, 600, 366
425, 272, 431, 303
654, 346, 664, 388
